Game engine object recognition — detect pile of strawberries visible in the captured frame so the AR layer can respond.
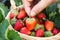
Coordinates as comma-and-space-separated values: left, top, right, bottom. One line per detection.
9, 8, 60, 37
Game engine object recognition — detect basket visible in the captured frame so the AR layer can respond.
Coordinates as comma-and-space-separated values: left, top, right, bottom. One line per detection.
6, 0, 60, 40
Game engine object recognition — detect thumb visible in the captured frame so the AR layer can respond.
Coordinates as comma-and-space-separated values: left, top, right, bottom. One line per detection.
30, 0, 56, 17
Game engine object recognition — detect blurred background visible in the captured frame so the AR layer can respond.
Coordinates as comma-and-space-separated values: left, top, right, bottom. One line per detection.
0, 0, 60, 12
0, 0, 60, 8
58, 0, 60, 12
0, 0, 11, 8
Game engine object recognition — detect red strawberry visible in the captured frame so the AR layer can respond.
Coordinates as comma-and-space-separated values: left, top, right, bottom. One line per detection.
26, 18, 37, 31
58, 30, 60, 32
14, 20, 23, 31
52, 28, 59, 35
45, 20, 54, 31
20, 27, 31, 35
17, 9, 26, 19
37, 20, 44, 25
36, 29, 44, 37
10, 13, 14, 19
38, 13, 46, 19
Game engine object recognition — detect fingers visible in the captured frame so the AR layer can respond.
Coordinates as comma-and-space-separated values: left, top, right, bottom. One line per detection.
53, 0, 57, 3
22, 0, 32, 16
27, 0, 33, 2
30, 0, 57, 17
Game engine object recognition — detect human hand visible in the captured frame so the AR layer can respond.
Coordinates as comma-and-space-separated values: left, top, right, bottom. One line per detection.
22, 0, 57, 17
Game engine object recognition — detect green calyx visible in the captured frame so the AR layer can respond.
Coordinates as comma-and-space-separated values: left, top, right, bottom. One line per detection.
31, 31, 35, 36
10, 17, 17, 26
12, 9, 18, 16
34, 23, 45, 31
26, 18, 35, 21
44, 31, 53, 37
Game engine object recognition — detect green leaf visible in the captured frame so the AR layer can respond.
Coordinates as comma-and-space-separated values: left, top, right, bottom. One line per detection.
44, 3, 58, 20
0, 11, 4, 23
0, 19, 9, 40
46, 3, 57, 13
7, 30, 22, 40
44, 3, 60, 29
0, 37, 3, 40
0, 2, 9, 17
14, 0, 22, 6
54, 14, 60, 29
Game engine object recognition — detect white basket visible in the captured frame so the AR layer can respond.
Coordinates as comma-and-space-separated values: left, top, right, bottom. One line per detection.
5, 0, 60, 40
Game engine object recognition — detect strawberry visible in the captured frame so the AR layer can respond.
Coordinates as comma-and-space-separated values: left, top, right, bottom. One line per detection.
58, 30, 60, 32
26, 18, 37, 30
38, 13, 46, 19
14, 20, 23, 31
45, 20, 54, 31
37, 20, 44, 25
20, 27, 31, 35
44, 31, 53, 37
36, 29, 44, 37
17, 9, 26, 19
10, 13, 14, 19
52, 28, 59, 35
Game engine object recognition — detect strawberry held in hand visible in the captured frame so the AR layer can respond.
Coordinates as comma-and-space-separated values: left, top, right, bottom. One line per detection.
36, 29, 44, 37
14, 20, 23, 31
38, 13, 46, 19
20, 27, 31, 35
45, 20, 54, 31
17, 9, 26, 19
26, 18, 37, 30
